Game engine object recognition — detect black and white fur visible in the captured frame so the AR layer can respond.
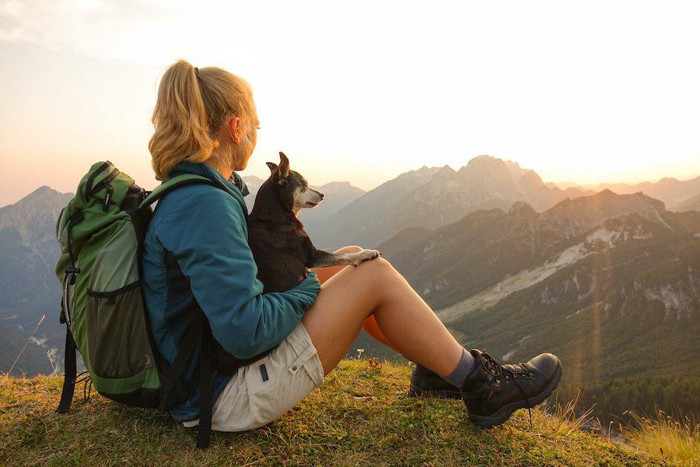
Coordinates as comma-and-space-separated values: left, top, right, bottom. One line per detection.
247, 152, 380, 293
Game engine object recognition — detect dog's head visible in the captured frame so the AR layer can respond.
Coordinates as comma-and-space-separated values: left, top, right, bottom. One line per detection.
266, 152, 324, 214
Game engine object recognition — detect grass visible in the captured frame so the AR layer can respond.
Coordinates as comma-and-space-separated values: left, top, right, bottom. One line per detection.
0, 359, 662, 466
625, 412, 700, 464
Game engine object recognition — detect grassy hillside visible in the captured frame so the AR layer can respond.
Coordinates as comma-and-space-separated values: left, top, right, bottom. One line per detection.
0, 359, 664, 466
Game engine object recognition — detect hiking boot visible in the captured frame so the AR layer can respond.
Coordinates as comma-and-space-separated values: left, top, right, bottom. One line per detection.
461, 349, 562, 428
408, 364, 462, 399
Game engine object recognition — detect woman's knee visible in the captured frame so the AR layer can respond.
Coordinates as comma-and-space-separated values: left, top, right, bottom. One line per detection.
356, 256, 395, 288
333, 245, 363, 254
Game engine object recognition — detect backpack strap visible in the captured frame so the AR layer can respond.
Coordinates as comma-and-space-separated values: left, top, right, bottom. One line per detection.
197, 317, 214, 449
55, 212, 83, 414
157, 314, 203, 409
55, 328, 77, 413
139, 174, 218, 210
141, 174, 219, 448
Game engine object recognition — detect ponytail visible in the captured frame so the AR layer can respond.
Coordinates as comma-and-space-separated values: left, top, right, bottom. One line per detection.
149, 59, 254, 180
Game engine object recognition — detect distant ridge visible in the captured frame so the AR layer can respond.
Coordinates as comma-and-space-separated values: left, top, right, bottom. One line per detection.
0, 186, 72, 375
567, 174, 700, 211
314, 155, 593, 250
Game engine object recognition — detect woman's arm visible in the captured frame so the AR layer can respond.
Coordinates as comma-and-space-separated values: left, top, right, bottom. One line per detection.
156, 186, 321, 359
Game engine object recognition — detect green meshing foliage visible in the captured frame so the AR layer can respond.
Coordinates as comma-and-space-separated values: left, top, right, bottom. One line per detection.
1, 360, 657, 466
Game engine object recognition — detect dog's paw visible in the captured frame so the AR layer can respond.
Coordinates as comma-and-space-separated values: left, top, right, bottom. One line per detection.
348, 249, 382, 267
359, 249, 381, 262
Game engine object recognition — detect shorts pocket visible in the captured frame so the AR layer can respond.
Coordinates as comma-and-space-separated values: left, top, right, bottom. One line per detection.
244, 355, 281, 426
244, 340, 320, 429
288, 345, 324, 387
245, 355, 275, 396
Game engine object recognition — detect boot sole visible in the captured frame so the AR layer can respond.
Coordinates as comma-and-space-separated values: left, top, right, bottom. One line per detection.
467, 362, 563, 428
408, 384, 463, 400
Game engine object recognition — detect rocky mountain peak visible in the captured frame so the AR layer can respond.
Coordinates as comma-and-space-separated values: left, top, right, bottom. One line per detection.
1, 186, 71, 211
458, 155, 515, 187
431, 165, 458, 182
0, 187, 73, 245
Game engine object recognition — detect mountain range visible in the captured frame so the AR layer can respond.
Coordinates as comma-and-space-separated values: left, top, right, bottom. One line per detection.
305, 156, 601, 250
1, 156, 698, 380
351, 188, 700, 422
242, 157, 699, 253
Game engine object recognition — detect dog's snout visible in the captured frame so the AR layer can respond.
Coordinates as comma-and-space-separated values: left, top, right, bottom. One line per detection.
319, 192, 324, 199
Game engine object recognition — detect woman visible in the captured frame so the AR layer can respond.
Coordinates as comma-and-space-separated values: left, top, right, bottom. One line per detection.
142, 60, 562, 434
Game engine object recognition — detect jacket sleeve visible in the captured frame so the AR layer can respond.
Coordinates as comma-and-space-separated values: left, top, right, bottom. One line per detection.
156, 186, 321, 359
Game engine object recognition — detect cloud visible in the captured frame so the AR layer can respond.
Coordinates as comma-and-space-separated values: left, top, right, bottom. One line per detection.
0, 0, 186, 63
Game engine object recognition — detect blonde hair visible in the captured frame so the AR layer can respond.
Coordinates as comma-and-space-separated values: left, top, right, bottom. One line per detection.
148, 60, 255, 180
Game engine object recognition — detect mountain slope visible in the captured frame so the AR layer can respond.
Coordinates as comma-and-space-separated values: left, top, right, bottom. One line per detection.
299, 181, 367, 242
316, 156, 592, 250
0, 320, 53, 376
0, 186, 72, 375
357, 191, 700, 422
378, 190, 670, 310
675, 192, 700, 212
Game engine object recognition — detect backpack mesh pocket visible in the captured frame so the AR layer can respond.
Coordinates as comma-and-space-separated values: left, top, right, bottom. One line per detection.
86, 283, 155, 379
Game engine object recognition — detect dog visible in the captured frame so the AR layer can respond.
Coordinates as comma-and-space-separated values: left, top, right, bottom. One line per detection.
247, 152, 381, 293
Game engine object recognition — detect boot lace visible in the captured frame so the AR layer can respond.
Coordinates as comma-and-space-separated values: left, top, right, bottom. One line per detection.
479, 351, 534, 426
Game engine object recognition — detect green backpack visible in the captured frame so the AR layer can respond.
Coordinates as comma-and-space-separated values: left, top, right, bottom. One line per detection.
55, 161, 218, 448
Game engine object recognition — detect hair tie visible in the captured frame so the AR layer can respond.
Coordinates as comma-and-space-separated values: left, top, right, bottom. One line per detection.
194, 67, 200, 78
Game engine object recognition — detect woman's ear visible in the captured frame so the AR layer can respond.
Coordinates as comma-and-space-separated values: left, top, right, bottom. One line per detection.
227, 117, 242, 143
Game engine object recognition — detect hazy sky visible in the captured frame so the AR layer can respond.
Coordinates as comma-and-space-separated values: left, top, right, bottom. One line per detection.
1, 0, 699, 206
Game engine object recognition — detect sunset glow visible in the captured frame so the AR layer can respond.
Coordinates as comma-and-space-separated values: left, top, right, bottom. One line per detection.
1, 1, 699, 206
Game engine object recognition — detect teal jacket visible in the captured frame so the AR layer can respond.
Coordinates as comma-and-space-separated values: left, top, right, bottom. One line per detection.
141, 162, 321, 421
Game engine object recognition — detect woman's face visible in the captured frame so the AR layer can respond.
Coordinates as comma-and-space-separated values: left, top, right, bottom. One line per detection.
238, 110, 260, 171
222, 101, 259, 172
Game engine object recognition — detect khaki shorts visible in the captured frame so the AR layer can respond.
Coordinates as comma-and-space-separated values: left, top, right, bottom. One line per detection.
183, 322, 324, 432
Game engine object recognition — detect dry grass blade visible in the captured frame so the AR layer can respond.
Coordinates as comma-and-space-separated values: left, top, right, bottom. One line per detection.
624, 410, 700, 463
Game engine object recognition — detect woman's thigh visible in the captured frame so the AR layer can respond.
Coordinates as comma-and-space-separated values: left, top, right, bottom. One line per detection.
302, 256, 392, 376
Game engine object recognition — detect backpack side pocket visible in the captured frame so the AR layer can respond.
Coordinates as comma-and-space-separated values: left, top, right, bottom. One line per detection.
86, 283, 153, 378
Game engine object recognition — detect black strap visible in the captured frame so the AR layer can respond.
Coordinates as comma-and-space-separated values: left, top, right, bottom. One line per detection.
56, 329, 77, 413
65, 213, 84, 286
158, 315, 203, 410
141, 177, 220, 210
197, 318, 214, 449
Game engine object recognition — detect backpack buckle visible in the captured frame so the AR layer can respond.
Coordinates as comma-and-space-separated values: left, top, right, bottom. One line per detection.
65, 267, 81, 285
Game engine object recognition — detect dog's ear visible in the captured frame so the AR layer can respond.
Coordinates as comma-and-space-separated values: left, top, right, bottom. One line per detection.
266, 162, 278, 173
278, 152, 290, 184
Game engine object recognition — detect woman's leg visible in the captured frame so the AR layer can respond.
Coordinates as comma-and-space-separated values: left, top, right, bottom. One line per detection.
310, 247, 398, 352
304, 250, 464, 378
